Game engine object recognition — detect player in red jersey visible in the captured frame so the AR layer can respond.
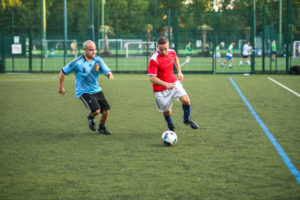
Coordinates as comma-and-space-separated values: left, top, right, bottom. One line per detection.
148, 37, 198, 131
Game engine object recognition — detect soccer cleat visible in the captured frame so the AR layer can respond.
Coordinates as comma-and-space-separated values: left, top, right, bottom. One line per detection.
87, 115, 96, 131
184, 119, 199, 129
221, 63, 224, 67
228, 65, 232, 68
98, 125, 112, 135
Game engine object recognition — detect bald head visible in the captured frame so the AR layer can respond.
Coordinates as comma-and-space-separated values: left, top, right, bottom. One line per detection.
83, 40, 96, 60
83, 40, 96, 50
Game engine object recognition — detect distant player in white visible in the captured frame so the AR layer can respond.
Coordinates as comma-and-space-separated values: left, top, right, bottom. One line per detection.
239, 41, 252, 66
221, 41, 235, 68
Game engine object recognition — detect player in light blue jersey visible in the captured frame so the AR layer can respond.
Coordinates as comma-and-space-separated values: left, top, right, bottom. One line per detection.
221, 41, 236, 68
59, 40, 114, 135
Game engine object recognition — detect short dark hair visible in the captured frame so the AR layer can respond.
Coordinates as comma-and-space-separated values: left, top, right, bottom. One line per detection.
157, 37, 169, 45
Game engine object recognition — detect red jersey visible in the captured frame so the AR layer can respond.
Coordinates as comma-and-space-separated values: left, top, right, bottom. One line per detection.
148, 49, 178, 92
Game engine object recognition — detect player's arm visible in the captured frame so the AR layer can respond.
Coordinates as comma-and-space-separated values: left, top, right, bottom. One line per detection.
98, 57, 113, 80
174, 56, 183, 83
149, 75, 175, 90
107, 71, 113, 80
58, 70, 66, 95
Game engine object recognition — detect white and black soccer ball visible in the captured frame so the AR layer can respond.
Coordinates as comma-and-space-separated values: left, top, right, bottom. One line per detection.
161, 131, 177, 146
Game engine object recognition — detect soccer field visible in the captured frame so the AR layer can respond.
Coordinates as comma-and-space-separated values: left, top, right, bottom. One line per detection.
0, 73, 300, 199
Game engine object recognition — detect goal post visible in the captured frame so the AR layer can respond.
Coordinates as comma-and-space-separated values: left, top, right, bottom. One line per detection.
97, 39, 143, 51
124, 41, 155, 58
293, 41, 300, 58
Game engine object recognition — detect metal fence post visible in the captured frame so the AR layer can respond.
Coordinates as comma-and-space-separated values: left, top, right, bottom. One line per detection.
174, 10, 178, 53
285, 0, 290, 73
29, 28, 32, 72
1, 29, 6, 73
251, 9, 255, 73
262, 6, 265, 74
212, 11, 216, 74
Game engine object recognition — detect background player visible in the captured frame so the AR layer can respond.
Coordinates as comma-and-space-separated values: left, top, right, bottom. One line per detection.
213, 42, 222, 63
221, 41, 236, 68
239, 41, 252, 66
148, 37, 198, 131
180, 41, 192, 67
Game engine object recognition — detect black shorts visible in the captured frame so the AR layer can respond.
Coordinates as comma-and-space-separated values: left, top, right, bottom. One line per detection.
242, 55, 249, 58
80, 91, 110, 113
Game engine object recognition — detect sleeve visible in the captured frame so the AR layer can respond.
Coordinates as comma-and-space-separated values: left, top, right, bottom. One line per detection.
61, 59, 77, 75
97, 57, 111, 76
148, 59, 157, 76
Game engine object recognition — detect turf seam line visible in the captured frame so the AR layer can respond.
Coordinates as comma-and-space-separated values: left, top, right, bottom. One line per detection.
229, 77, 300, 184
268, 77, 300, 98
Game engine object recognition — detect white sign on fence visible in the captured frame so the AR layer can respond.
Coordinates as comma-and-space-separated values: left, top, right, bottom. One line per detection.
12, 44, 22, 54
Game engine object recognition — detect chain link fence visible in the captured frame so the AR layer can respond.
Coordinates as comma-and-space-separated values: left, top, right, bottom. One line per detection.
1, 2, 299, 74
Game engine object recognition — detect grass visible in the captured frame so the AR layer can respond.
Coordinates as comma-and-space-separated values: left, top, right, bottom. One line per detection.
0, 73, 300, 200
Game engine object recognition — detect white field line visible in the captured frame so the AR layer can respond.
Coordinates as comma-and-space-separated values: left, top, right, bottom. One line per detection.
268, 77, 300, 98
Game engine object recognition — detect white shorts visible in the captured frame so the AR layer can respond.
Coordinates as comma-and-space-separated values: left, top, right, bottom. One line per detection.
154, 81, 187, 112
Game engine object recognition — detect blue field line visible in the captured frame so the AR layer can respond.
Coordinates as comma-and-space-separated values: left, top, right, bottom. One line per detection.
229, 77, 300, 184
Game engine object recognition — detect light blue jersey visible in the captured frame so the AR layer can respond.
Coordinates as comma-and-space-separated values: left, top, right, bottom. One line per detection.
62, 55, 111, 98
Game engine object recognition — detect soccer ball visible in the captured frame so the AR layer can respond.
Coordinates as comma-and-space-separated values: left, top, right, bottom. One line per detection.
161, 131, 177, 146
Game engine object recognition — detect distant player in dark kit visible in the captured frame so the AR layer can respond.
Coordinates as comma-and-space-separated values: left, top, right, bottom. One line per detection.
148, 37, 198, 131
59, 40, 114, 135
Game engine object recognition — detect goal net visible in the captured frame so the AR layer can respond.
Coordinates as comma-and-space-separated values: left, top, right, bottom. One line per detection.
98, 39, 143, 51
124, 41, 155, 58
293, 41, 300, 58
42, 39, 78, 57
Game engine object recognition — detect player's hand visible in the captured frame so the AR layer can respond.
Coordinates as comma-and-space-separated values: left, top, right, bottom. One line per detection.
178, 72, 183, 83
166, 82, 176, 90
59, 87, 66, 95
107, 72, 113, 80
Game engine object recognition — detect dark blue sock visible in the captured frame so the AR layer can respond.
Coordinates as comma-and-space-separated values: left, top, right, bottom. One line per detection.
182, 104, 191, 122
164, 114, 174, 126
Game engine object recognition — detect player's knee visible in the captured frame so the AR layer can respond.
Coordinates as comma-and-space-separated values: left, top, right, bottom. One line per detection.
164, 110, 172, 116
180, 95, 190, 105
183, 99, 190, 106
92, 109, 101, 115
102, 110, 109, 115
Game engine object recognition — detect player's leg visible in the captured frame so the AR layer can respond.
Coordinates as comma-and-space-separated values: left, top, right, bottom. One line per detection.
164, 109, 175, 131
217, 54, 221, 63
246, 56, 251, 66
186, 56, 191, 64
228, 58, 233, 68
80, 93, 101, 131
95, 92, 112, 135
181, 56, 188, 67
179, 94, 198, 129
171, 81, 199, 130
240, 57, 244, 66
221, 55, 229, 67
155, 91, 175, 131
